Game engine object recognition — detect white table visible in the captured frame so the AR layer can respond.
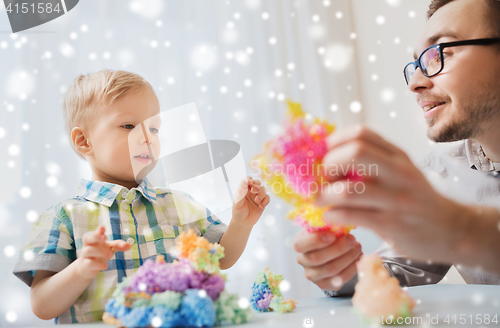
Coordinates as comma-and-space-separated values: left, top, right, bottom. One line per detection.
32, 284, 500, 327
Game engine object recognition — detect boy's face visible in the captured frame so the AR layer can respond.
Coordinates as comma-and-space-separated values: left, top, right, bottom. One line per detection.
408, 0, 500, 143
86, 88, 161, 188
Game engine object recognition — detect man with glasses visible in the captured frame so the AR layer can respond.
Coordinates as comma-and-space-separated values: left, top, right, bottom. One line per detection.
293, 0, 500, 296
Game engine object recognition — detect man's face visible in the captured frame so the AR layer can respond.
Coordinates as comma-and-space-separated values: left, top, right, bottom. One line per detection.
87, 88, 161, 186
408, 0, 500, 142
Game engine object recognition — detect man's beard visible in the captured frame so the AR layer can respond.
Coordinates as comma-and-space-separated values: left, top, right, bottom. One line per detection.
427, 85, 500, 143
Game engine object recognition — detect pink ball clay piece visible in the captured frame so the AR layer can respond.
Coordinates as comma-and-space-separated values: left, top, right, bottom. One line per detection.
352, 254, 416, 320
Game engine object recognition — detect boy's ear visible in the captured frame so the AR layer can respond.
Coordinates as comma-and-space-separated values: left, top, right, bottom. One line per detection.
71, 127, 92, 157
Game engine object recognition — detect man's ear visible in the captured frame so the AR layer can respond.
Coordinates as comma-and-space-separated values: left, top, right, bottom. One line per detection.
71, 127, 92, 157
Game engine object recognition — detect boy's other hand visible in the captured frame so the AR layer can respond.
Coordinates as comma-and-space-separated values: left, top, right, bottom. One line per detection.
232, 176, 270, 229
293, 229, 363, 292
77, 226, 131, 280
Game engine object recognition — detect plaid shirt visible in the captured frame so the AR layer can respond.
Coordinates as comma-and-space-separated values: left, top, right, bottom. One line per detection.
13, 178, 227, 324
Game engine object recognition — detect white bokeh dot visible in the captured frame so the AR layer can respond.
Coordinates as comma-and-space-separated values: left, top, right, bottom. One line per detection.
335, 11, 343, 19
287, 62, 295, 71
238, 297, 250, 309
368, 54, 377, 62
385, 0, 401, 6
23, 250, 34, 261
151, 317, 162, 327
4, 245, 15, 257
251, 126, 259, 133
27, 210, 38, 222
6, 311, 17, 323
409, 11, 416, 18
220, 86, 228, 94
150, 40, 158, 48
330, 104, 338, 112
261, 12, 269, 20
47, 176, 58, 188
350, 101, 362, 113
0, 127, 5, 139
279, 280, 291, 292
323, 0, 330, 6
381, 88, 395, 103
8, 145, 20, 156
376, 15, 386, 25
80, 24, 88, 32
89, 52, 97, 60
20, 187, 32, 198
244, 79, 252, 87
269, 37, 277, 45
59, 43, 75, 58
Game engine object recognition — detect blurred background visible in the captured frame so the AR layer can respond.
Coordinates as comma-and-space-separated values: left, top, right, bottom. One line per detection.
0, 0, 464, 326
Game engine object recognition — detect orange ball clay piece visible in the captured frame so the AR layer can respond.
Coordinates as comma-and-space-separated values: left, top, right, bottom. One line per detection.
352, 255, 416, 323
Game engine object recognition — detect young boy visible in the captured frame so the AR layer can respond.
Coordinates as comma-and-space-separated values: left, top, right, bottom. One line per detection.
12, 69, 270, 324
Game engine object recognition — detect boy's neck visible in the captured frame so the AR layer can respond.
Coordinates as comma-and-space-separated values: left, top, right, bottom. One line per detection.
91, 173, 140, 190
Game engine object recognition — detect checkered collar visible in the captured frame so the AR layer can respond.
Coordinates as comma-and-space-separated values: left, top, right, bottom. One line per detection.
465, 139, 500, 172
76, 178, 158, 207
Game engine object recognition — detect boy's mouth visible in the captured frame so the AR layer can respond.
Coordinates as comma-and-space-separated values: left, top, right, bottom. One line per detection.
134, 152, 151, 163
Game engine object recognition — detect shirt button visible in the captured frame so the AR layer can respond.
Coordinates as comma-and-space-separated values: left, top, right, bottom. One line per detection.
122, 192, 128, 198
122, 203, 129, 211
127, 237, 135, 245
164, 226, 172, 234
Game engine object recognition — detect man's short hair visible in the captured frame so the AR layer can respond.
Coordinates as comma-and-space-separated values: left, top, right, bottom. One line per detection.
63, 69, 155, 160
427, 0, 500, 37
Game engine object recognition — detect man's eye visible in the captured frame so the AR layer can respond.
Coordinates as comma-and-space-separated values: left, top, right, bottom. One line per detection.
122, 124, 135, 129
150, 127, 159, 134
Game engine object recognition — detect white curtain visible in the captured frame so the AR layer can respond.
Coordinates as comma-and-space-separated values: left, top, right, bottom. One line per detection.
0, 0, 394, 326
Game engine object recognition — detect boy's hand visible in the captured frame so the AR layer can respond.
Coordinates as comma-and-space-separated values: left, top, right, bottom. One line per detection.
231, 177, 270, 228
77, 226, 131, 280
293, 230, 363, 291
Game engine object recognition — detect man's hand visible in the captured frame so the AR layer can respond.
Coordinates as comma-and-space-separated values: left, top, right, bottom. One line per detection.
76, 226, 131, 280
316, 125, 473, 264
231, 176, 270, 228
293, 230, 362, 291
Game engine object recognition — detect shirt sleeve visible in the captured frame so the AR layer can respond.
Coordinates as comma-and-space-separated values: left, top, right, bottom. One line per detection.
12, 203, 76, 287
170, 191, 228, 244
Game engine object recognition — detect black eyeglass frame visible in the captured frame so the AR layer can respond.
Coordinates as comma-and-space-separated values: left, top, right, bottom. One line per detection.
403, 37, 500, 85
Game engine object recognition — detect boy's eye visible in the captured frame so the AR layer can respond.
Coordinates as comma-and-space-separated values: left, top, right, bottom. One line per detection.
122, 124, 135, 130
150, 127, 159, 134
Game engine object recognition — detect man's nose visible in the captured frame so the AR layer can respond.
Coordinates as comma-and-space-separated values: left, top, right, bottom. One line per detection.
408, 67, 433, 93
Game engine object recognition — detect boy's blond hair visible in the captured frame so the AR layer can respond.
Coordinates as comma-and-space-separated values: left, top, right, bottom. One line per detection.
63, 69, 155, 160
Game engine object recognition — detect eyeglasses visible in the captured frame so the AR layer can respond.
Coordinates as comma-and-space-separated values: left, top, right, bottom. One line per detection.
403, 37, 500, 85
